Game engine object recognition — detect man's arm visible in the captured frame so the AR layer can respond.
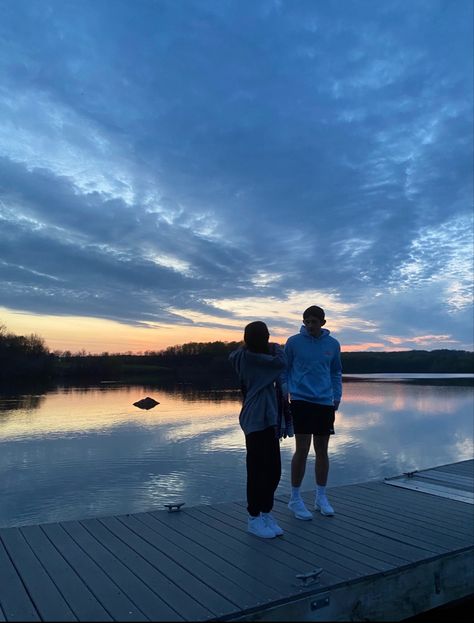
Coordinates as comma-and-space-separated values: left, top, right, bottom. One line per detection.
331, 342, 342, 409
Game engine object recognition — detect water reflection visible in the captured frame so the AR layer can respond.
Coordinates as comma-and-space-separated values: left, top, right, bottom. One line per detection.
0, 386, 241, 442
0, 394, 46, 413
0, 379, 472, 528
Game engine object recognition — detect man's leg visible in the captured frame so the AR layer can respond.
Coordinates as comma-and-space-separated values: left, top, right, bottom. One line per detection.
313, 434, 334, 516
288, 434, 313, 520
313, 434, 330, 486
291, 433, 312, 486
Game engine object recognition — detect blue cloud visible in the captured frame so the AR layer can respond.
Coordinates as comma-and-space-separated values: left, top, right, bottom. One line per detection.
0, 0, 472, 348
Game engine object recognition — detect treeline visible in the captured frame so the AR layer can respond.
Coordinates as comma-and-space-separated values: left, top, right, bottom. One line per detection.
1, 327, 473, 388
156, 342, 474, 372
52, 342, 243, 385
0, 325, 54, 384
342, 350, 474, 373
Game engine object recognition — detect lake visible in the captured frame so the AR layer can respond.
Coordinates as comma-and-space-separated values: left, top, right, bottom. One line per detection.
0, 375, 472, 528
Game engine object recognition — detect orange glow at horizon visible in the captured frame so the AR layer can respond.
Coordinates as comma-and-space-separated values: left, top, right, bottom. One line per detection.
0, 307, 244, 354
341, 342, 402, 352
0, 306, 458, 354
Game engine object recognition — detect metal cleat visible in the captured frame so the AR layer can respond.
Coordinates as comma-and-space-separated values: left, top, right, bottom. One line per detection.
295, 567, 323, 586
164, 502, 185, 513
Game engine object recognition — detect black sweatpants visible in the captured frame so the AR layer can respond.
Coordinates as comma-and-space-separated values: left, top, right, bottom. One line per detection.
245, 426, 281, 517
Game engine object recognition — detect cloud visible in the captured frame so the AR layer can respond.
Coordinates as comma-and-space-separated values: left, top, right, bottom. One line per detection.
0, 0, 472, 350
385, 335, 456, 347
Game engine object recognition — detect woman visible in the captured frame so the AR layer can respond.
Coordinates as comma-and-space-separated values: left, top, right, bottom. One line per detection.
229, 321, 288, 538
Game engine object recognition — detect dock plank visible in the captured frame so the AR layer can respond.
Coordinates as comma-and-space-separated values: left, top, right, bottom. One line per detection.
416, 470, 474, 489
147, 508, 296, 597
100, 514, 232, 619
42, 522, 148, 622
275, 493, 433, 562
194, 502, 340, 579
384, 479, 474, 503
432, 461, 473, 478
329, 486, 474, 541
63, 519, 183, 622
201, 500, 380, 579
349, 483, 473, 526
0, 537, 40, 622
363, 481, 474, 521
330, 482, 472, 525
117, 513, 254, 611
268, 499, 413, 567
0, 528, 77, 622
189, 505, 318, 576
321, 495, 465, 552
152, 507, 310, 595
134, 511, 271, 605
306, 510, 429, 561
233, 499, 393, 573
20, 525, 112, 622
299, 494, 443, 554
77, 518, 199, 621
187, 504, 350, 592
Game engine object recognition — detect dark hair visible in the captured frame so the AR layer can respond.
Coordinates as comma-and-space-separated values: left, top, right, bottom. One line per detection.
303, 305, 325, 320
244, 321, 270, 354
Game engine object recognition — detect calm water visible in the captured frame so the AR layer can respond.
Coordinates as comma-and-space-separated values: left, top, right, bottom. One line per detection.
0, 376, 472, 528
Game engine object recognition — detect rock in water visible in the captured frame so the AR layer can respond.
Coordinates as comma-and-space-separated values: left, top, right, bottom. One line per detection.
133, 396, 160, 410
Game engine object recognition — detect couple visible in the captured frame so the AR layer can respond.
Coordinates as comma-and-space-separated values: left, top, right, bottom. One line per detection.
229, 305, 342, 539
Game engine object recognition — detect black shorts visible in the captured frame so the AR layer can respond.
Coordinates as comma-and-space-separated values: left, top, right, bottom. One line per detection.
290, 400, 335, 436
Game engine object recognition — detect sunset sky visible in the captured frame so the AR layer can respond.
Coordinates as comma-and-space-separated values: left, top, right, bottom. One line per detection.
1, 0, 472, 354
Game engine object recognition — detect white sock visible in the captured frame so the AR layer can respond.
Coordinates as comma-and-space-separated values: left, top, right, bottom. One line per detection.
316, 485, 326, 499
291, 486, 301, 500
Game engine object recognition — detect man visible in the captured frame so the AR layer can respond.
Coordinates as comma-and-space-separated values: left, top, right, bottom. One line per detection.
285, 305, 342, 519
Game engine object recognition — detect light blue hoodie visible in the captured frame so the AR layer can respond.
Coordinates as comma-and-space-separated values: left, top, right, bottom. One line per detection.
284, 326, 342, 406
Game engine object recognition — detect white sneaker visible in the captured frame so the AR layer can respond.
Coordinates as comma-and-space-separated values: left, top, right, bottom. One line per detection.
288, 498, 313, 520
315, 496, 335, 516
247, 515, 276, 538
262, 512, 284, 536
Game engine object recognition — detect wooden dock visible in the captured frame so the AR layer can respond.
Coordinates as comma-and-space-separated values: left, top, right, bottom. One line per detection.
1, 460, 473, 621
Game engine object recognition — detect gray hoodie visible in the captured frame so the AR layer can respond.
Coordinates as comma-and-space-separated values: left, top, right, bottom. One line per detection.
229, 345, 287, 435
